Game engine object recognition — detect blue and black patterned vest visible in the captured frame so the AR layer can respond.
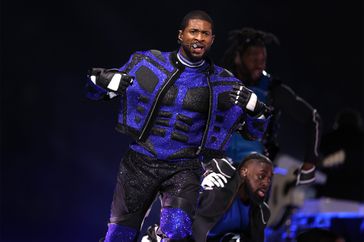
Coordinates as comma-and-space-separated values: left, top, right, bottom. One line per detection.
113, 50, 268, 161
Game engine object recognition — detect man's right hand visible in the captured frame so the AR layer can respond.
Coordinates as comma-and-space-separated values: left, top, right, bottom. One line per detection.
87, 68, 133, 94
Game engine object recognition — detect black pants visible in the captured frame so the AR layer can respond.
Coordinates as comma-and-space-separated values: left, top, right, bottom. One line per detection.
109, 149, 203, 231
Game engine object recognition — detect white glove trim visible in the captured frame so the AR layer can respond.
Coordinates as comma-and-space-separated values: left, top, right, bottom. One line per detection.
107, 92, 118, 99
107, 73, 122, 91
300, 165, 316, 174
246, 93, 257, 112
90, 75, 96, 84
297, 177, 316, 185
296, 165, 316, 185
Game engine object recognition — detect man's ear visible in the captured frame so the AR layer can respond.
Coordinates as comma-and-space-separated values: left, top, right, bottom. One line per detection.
241, 168, 248, 177
211, 34, 215, 45
178, 30, 183, 42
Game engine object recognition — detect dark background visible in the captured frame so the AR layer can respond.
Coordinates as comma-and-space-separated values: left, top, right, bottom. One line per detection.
1, 0, 363, 241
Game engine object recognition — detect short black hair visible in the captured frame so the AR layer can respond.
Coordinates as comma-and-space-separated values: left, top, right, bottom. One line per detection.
238, 152, 273, 170
180, 10, 214, 32
222, 27, 279, 74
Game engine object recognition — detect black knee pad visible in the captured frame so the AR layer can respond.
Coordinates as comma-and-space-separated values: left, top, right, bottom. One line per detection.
161, 195, 195, 216
109, 209, 145, 230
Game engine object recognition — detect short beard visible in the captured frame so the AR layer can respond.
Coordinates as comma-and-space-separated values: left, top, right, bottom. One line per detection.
244, 180, 264, 205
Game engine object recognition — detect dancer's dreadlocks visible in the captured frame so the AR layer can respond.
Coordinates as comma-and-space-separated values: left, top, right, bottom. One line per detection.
222, 27, 279, 76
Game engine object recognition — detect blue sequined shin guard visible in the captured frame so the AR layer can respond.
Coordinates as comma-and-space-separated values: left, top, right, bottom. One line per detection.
104, 223, 137, 242
160, 207, 192, 240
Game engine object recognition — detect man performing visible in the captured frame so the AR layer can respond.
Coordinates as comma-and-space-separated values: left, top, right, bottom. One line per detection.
222, 27, 322, 185
85, 11, 270, 242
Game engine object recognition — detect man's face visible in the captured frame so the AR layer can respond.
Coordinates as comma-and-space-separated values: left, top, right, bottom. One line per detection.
235, 46, 267, 84
240, 160, 273, 202
178, 19, 215, 61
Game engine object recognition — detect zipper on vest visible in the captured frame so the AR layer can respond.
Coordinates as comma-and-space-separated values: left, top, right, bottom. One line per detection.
138, 68, 181, 141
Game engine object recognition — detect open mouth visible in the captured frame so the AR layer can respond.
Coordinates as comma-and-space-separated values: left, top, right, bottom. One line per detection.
257, 189, 266, 199
191, 43, 204, 53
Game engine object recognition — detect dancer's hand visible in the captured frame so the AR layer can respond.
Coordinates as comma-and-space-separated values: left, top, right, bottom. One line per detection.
87, 68, 134, 94
201, 157, 236, 190
230, 84, 271, 117
201, 172, 228, 190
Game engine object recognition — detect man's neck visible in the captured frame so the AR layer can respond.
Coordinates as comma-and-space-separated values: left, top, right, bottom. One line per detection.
177, 49, 205, 68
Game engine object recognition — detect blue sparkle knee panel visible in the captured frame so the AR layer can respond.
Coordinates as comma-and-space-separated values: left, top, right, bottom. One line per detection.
160, 207, 192, 239
104, 223, 138, 242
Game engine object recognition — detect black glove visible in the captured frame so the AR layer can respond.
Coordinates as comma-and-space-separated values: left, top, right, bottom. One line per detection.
230, 84, 270, 117
87, 67, 133, 94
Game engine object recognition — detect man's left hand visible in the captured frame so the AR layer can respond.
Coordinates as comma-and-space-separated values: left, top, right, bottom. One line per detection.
201, 172, 228, 190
